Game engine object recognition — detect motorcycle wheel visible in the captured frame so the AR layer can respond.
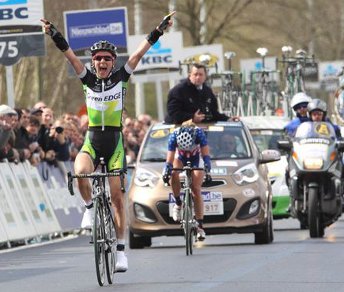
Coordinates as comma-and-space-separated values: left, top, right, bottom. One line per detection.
308, 187, 324, 238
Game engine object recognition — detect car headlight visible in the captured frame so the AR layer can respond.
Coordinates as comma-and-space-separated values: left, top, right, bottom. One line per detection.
232, 163, 259, 185
133, 168, 159, 188
303, 158, 323, 170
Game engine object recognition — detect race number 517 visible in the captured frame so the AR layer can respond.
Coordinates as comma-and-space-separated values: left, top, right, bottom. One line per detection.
0, 41, 18, 58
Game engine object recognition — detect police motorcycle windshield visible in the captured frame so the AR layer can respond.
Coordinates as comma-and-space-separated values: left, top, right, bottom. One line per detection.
295, 121, 336, 140
293, 121, 337, 172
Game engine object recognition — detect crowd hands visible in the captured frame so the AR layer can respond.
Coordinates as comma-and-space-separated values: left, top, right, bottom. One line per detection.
0, 101, 153, 167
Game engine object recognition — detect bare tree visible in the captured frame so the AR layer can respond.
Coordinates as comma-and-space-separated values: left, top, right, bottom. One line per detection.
1, 0, 344, 116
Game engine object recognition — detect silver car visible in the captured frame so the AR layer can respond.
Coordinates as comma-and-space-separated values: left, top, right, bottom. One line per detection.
128, 121, 280, 249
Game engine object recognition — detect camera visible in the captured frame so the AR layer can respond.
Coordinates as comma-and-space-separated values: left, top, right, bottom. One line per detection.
55, 126, 64, 134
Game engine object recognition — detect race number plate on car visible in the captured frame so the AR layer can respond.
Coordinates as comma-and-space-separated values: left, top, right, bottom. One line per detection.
169, 192, 224, 216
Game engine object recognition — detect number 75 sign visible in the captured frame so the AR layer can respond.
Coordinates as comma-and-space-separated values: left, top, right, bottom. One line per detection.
0, 0, 45, 66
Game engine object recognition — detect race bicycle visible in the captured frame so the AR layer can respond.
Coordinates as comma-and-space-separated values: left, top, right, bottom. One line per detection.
251, 47, 280, 115
67, 158, 125, 286
166, 161, 211, 256
210, 52, 244, 116
277, 46, 316, 117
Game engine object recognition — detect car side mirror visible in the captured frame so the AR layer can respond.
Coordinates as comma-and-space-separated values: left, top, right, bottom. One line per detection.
259, 149, 281, 164
336, 140, 344, 152
277, 139, 292, 151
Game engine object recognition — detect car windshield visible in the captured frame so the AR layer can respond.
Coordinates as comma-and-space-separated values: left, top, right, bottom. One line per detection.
249, 129, 286, 152
140, 128, 171, 162
140, 124, 252, 162
295, 121, 336, 140
206, 126, 251, 159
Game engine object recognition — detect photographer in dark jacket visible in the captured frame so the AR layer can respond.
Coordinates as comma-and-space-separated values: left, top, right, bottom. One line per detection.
41, 118, 70, 165
164, 63, 231, 124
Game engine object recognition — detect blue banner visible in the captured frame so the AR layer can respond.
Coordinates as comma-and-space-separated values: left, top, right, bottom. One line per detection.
64, 7, 128, 56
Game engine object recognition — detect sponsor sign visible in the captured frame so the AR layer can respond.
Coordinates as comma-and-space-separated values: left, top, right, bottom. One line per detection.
64, 7, 128, 56
128, 31, 183, 73
318, 61, 344, 91
169, 192, 224, 216
240, 56, 278, 83
179, 44, 225, 76
0, 0, 43, 36
0, 0, 44, 65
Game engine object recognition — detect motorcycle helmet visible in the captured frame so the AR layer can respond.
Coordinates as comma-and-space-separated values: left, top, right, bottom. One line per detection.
290, 92, 312, 111
307, 98, 327, 120
176, 126, 197, 151
90, 40, 117, 57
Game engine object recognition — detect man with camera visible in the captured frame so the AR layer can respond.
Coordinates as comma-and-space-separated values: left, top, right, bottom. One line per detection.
42, 119, 70, 165
164, 63, 231, 124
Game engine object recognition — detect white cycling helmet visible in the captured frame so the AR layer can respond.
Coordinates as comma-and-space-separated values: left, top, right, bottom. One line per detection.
176, 126, 196, 151
290, 92, 312, 111
307, 98, 327, 115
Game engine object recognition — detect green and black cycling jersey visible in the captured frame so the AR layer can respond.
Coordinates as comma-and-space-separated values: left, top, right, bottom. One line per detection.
77, 64, 133, 171
79, 64, 131, 129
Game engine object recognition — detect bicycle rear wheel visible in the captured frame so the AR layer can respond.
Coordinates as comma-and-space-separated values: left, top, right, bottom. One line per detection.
93, 198, 106, 286
183, 189, 193, 256
104, 204, 117, 284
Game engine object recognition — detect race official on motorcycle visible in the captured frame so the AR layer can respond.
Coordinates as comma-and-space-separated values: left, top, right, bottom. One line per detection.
284, 92, 312, 137
307, 98, 342, 138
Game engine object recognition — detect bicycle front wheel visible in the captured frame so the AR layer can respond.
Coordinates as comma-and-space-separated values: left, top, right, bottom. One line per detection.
183, 189, 193, 256
104, 204, 117, 284
93, 198, 106, 286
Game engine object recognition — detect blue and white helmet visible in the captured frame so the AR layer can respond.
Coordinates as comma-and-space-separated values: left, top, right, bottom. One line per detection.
176, 126, 196, 151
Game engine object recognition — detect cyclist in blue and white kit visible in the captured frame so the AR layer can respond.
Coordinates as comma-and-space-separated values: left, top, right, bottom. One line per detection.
41, 12, 174, 272
162, 121, 211, 241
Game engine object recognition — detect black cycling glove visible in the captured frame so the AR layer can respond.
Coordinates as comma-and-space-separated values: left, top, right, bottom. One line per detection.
162, 162, 172, 185
146, 11, 175, 45
47, 22, 70, 52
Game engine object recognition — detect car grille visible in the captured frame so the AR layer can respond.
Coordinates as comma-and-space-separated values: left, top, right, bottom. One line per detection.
156, 198, 237, 225
180, 180, 226, 188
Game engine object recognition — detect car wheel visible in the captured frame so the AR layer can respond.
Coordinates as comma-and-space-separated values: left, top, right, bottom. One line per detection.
254, 208, 273, 244
129, 231, 152, 249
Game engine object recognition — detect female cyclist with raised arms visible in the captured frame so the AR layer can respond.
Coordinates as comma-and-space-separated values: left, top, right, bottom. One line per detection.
41, 12, 175, 273
162, 120, 211, 241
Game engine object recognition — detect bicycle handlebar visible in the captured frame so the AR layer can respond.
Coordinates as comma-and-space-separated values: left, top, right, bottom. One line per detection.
277, 55, 315, 65
163, 167, 212, 186
69, 170, 123, 179
67, 170, 125, 196
171, 166, 205, 172
210, 71, 242, 78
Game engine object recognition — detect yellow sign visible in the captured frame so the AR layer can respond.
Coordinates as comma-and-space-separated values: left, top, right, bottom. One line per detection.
150, 129, 171, 138
315, 123, 330, 136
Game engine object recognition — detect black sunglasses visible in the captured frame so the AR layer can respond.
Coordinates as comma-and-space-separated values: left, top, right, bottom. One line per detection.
294, 104, 308, 110
93, 55, 114, 62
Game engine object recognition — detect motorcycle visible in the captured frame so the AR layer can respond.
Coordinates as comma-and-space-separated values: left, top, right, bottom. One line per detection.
279, 121, 344, 238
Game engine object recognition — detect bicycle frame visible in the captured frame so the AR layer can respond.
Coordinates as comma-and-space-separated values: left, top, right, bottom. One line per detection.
67, 159, 125, 286
211, 71, 242, 117
170, 161, 205, 256
277, 51, 315, 118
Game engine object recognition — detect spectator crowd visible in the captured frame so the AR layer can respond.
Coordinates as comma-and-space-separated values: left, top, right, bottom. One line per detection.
0, 102, 153, 168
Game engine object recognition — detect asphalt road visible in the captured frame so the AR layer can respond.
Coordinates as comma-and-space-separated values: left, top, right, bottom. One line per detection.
1, 218, 344, 292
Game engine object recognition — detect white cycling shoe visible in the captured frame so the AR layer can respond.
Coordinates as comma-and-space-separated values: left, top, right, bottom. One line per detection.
81, 208, 94, 229
115, 251, 128, 272
172, 204, 181, 222
197, 227, 206, 241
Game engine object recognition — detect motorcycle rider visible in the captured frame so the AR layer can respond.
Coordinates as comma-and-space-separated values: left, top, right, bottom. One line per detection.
284, 92, 312, 137
307, 98, 341, 138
